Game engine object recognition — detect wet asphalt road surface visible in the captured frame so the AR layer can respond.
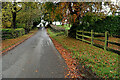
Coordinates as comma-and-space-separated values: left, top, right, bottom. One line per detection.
2, 27, 67, 78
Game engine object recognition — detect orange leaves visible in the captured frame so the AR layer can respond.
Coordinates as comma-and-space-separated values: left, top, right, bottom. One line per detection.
60, 3, 65, 8
73, 14, 77, 23
49, 36, 82, 78
110, 71, 114, 73
1, 30, 38, 54
112, 63, 115, 66
77, 12, 80, 15
47, 28, 119, 78
35, 69, 38, 72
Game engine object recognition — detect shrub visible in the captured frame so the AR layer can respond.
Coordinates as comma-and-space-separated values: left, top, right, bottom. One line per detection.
16, 23, 25, 28
2, 28, 25, 40
92, 15, 120, 35
16, 23, 32, 34
77, 15, 120, 36
2, 21, 12, 28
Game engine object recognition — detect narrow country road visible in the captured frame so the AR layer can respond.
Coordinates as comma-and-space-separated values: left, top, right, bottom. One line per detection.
2, 27, 67, 78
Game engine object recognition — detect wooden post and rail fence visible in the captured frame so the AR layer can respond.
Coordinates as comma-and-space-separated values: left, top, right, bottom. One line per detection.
76, 30, 120, 53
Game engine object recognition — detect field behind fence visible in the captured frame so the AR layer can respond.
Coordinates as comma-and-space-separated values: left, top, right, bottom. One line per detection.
76, 30, 120, 54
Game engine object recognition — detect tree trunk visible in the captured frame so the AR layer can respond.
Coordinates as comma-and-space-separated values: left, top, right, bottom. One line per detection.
67, 2, 81, 38
50, 21, 52, 24
12, 2, 17, 29
43, 22, 46, 26
60, 22, 62, 25
68, 15, 80, 38
68, 23, 79, 38
55, 22, 56, 25
69, 23, 70, 27
13, 12, 16, 29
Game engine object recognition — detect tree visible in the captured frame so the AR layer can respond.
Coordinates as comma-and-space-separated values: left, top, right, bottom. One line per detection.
50, 2, 119, 37
2, 2, 13, 28
2, 2, 22, 29
12, 1, 22, 29
2, 2, 42, 33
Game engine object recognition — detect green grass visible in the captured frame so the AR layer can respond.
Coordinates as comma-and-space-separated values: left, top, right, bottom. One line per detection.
56, 24, 72, 30
47, 28, 119, 78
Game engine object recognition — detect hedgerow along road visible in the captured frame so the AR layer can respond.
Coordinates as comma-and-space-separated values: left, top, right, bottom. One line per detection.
2, 27, 67, 78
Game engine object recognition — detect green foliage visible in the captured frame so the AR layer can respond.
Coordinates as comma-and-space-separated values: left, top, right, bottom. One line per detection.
93, 15, 120, 35
47, 28, 65, 37
2, 2, 13, 28
16, 23, 32, 34
16, 23, 25, 28
76, 12, 104, 31
82, 12, 103, 27
43, 2, 60, 22
2, 28, 25, 40
2, 2, 42, 30
33, 17, 41, 25
57, 24, 72, 30
77, 15, 120, 35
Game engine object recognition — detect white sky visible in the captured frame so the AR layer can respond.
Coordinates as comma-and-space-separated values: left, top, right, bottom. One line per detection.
111, 0, 120, 6
14, 0, 120, 7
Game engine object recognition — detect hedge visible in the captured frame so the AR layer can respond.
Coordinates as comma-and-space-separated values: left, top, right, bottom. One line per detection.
93, 15, 120, 36
76, 15, 120, 36
2, 28, 25, 40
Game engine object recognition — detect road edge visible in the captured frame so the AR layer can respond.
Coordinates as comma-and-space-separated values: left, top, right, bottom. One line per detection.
0, 31, 38, 55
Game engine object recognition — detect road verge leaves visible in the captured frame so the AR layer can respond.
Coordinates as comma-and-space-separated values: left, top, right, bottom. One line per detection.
1, 29, 38, 55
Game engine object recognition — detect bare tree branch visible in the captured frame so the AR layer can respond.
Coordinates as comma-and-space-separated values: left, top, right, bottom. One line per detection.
17, 7, 22, 12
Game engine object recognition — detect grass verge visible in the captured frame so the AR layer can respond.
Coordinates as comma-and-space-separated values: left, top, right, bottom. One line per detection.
47, 28, 119, 78
56, 24, 72, 30
1, 29, 38, 51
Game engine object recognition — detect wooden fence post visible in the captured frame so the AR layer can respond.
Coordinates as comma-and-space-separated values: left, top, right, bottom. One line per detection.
82, 30, 84, 41
76, 30, 78, 39
91, 30, 93, 45
104, 31, 108, 50
66, 30, 68, 37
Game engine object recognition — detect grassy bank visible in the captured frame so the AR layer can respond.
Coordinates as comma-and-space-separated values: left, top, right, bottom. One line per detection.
47, 28, 119, 78
56, 24, 72, 30
2, 29, 38, 51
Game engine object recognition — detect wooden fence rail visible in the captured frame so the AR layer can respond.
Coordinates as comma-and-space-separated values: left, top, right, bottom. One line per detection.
76, 30, 120, 53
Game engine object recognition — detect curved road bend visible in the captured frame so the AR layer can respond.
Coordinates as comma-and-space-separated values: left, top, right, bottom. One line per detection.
2, 27, 67, 78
